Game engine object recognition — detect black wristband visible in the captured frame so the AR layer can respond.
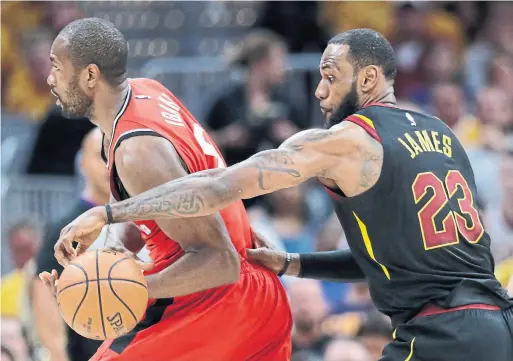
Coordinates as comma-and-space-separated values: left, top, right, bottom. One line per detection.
278, 252, 291, 277
105, 204, 114, 224
297, 250, 366, 282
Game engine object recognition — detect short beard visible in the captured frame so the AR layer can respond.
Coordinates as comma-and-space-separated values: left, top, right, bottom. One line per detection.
325, 80, 359, 129
61, 75, 93, 119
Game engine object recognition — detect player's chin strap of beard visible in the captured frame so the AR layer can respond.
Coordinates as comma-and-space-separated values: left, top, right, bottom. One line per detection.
277, 252, 291, 277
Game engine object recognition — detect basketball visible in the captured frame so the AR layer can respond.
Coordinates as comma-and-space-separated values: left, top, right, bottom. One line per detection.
56, 249, 148, 340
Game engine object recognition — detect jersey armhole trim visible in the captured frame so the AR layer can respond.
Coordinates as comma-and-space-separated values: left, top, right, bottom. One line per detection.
345, 114, 382, 143
101, 132, 108, 165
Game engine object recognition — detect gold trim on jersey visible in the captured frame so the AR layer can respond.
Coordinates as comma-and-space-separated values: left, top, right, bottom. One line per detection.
353, 212, 391, 280
405, 337, 416, 361
354, 114, 376, 129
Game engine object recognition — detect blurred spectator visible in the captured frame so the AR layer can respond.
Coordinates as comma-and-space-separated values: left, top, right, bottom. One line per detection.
408, 41, 462, 107
450, 2, 489, 42
255, 2, 328, 53
322, 284, 376, 339
44, 1, 84, 33
356, 311, 393, 360
425, 4, 465, 49
26, 106, 95, 175
464, 3, 513, 98
496, 250, 513, 294
467, 88, 513, 207
486, 135, 513, 262
251, 185, 317, 254
310, 215, 351, 310
205, 29, 305, 167
1, 219, 41, 318
392, 4, 428, 97
3, 30, 54, 121
323, 338, 371, 361
288, 279, 332, 360
321, 2, 396, 40
1, 317, 29, 361
31, 129, 116, 361
488, 53, 513, 101
476, 88, 513, 148
430, 82, 481, 148
1, 2, 46, 98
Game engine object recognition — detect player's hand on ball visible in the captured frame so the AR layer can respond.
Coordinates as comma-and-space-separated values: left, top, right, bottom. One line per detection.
39, 269, 59, 298
55, 206, 108, 266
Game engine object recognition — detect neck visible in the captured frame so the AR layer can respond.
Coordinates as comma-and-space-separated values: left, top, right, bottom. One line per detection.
91, 80, 130, 140
362, 83, 397, 107
82, 186, 110, 206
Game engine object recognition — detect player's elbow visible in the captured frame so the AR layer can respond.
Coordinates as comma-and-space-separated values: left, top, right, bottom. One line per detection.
213, 247, 241, 285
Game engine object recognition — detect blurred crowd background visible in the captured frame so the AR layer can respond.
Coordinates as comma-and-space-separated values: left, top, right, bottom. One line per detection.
1, 1, 513, 361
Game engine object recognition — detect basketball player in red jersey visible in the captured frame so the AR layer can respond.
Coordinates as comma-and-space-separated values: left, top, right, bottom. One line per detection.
41, 18, 292, 361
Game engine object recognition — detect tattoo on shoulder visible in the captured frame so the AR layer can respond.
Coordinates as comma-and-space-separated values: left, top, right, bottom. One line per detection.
356, 137, 382, 192
301, 129, 333, 143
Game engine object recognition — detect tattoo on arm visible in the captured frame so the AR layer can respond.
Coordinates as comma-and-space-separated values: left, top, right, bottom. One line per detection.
355, 136, 382, 193
110, 128, 337, 223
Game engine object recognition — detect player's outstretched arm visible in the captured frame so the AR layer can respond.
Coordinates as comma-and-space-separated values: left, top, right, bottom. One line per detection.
54, 122, 379, 266
107, 125, 358, 223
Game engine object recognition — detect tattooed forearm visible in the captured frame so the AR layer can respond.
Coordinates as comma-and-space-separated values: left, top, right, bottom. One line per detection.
111, 188, 210, 222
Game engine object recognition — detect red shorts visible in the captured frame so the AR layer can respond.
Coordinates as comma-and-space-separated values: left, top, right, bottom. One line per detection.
90, 260, 292, 361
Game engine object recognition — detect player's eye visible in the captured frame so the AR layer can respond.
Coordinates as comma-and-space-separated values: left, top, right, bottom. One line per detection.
52, 64, 59, 71
327, 76, 335, 84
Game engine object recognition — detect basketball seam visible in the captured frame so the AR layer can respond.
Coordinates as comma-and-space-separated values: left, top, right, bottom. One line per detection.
108, 257, 139, 323
96, 250, 107, 339
67, 263, 89, 330
57, 278, 147, 295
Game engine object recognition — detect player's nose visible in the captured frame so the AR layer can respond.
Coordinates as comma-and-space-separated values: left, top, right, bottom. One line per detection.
315, 82, 327, 100
47, 73, 55, 88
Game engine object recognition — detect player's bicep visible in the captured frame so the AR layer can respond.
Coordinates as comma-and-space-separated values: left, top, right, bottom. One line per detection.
216, 128, 347, 197
115, 136, 234, 251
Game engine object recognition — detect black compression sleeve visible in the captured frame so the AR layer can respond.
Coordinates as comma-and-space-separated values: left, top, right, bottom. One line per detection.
298, 250, 366, 282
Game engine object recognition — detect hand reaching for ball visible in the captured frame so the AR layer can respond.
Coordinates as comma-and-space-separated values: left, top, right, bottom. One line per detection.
39, 269, 59, 298
54, 206, 109, 266
39, 247, 154, 302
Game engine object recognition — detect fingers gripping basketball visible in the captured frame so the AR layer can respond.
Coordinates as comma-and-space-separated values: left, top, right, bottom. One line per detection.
56, 249, 148, 340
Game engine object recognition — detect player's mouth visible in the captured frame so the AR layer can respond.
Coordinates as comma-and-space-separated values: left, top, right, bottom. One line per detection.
51, 89, 62, 106
320, 107, 331, 118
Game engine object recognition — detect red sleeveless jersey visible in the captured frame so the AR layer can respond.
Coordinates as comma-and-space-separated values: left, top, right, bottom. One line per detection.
105, 78, 253, 269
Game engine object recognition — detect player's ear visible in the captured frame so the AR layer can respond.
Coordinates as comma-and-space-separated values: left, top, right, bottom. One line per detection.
85, 64, 100, 89
360, 65, 379, 92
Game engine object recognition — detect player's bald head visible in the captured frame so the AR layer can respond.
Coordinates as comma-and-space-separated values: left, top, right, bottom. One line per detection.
56, 17, 128, 87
